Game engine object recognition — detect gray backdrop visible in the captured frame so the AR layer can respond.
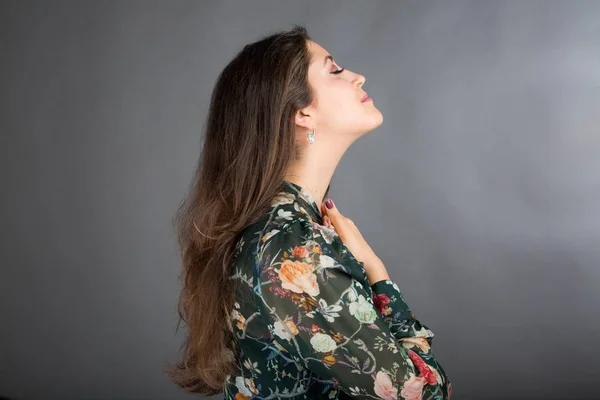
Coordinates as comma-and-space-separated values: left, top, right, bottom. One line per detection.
2, 1, 599, 399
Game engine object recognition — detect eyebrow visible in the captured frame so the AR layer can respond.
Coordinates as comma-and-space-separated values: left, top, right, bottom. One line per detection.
323, 54, 334, 66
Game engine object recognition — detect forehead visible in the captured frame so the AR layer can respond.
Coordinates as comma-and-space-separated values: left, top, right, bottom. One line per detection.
308, 40, 329, 63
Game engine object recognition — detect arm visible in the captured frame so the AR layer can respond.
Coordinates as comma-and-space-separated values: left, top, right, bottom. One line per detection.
370, 278, 433, 343
370, 274, 450, 392
255, 219, 444, 399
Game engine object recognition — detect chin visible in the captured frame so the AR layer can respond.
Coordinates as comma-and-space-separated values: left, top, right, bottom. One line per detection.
369, 110, 384, 129
351, 112, 383, 137
375, 111, 384, 126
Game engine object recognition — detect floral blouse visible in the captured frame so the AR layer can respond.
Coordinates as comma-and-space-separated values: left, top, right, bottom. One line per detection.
224, 180, 451, 399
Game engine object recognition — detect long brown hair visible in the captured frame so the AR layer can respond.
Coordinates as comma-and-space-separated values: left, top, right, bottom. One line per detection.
164, 25, 330, 395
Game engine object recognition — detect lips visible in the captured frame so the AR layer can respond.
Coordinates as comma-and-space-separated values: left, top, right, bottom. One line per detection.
360, 92, 371, 102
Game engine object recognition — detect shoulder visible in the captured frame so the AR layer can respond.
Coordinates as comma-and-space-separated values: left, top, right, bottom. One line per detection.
258, 207, 337, 255
256, 211, 348, 276
257, 213, 313, 259
253, 205, 372, 294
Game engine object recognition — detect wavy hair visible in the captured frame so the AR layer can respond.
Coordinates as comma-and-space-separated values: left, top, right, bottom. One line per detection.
164, 25, 330, 395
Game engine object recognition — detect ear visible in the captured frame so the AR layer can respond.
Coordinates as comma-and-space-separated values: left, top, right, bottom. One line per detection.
294, 107, 314, 131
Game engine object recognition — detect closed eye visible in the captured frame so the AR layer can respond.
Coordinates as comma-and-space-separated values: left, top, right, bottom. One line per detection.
331, 68, 345, 75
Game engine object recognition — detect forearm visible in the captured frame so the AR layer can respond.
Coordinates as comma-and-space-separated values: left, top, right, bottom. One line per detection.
362, 257, 390, 285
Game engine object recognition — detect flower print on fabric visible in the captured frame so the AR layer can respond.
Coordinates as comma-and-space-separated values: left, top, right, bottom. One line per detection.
224, 180, 451, 399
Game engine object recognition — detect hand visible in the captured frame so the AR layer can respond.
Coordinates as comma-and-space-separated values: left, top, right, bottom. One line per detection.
320, 198, 390, 284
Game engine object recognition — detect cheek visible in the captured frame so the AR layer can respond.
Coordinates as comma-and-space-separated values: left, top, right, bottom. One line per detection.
324, 84, 359, 111
319, 100, 364, 132
315, 83, 363, 127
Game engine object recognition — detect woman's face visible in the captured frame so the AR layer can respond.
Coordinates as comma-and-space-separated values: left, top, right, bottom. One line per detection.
302, 40, 383, 141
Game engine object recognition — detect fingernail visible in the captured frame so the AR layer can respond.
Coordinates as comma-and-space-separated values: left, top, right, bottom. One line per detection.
325, 198, 333, 209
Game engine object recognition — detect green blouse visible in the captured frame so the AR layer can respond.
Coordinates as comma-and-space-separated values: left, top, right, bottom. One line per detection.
224, 180, 451, 399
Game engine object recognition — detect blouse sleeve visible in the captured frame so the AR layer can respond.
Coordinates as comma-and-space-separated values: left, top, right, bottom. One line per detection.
370, 277, 434, 344
255, 219, 443, 399
370, 278, 450, 393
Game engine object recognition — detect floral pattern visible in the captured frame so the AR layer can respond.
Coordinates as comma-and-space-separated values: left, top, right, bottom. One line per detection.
224, 181, 451, 399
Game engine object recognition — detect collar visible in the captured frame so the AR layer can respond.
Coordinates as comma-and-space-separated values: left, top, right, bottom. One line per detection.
281, 180, 323, 225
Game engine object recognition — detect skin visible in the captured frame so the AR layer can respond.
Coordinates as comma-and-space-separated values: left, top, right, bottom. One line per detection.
284, 40, 389, 284
284, 40, 383, 212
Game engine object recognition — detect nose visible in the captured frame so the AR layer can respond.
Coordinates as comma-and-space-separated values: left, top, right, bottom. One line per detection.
354, 72, 365, 87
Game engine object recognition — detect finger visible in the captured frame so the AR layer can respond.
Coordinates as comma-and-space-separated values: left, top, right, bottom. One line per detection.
323, 198, 340, 220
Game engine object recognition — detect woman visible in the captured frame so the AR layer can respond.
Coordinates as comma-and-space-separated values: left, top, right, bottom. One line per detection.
166, 25, 451, 399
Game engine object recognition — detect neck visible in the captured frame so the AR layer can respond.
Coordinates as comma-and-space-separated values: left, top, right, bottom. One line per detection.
284, 138, 348, 211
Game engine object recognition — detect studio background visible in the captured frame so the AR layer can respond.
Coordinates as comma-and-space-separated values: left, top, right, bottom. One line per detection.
2, 1, 599, 399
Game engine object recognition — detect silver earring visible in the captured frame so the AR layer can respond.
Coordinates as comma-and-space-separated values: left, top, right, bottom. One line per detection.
307, 128, 315, 144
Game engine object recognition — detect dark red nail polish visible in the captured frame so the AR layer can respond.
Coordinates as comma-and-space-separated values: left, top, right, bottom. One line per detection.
326, 198, 333, 209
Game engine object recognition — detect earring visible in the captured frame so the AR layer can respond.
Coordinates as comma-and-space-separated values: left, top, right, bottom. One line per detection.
307, 128, 315, 144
